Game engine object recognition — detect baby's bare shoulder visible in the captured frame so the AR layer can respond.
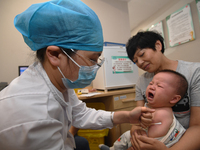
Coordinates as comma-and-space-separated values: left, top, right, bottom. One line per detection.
153, 107, 173, 120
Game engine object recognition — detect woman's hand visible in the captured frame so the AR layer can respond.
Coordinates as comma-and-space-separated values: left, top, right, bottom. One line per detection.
131, 129, 169, 150
127, 147, 135, 150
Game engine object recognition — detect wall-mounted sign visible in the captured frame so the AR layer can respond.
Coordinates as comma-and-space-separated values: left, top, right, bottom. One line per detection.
111, 56, 133, 74
148, 21, 164, 37
166, 4, 195, 47
148, 21, 165, 47
196, 0, 200, 24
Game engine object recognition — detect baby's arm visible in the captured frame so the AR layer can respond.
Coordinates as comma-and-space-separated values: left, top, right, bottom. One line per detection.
148, 107, 173, 138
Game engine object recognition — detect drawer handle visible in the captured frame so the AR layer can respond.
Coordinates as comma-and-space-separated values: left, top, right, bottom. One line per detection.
122, 98, 135, 103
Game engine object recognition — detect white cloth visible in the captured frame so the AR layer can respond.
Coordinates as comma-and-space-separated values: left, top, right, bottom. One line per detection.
110, 130, 131, 150
0, 62, 113, 150
155, 115, 186, 148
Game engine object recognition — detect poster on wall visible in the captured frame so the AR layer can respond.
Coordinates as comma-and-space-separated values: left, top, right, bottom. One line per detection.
147, 21, 165, 47
148, 21, 164, 38
111, 56, 133, 74
196, 0, 200, 24
166, 4, 195, 47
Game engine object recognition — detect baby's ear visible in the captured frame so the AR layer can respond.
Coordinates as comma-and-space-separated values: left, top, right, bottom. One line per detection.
170, 95, 181, 104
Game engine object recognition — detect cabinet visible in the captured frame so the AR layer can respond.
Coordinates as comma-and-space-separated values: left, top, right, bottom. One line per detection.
78, 88, 137, 146
93, 46, 139, 91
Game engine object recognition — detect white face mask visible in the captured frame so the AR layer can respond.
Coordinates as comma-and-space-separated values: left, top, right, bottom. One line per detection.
58, 49, 104, 89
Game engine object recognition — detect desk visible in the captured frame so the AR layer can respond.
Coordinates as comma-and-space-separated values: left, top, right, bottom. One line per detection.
78, 88, 137, 146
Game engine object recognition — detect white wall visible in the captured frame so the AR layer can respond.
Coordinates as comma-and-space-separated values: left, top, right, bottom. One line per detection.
83, 0, 131, 44
0, 0, 48, 84
0, 0, 131, 83
130, 0, 200, 75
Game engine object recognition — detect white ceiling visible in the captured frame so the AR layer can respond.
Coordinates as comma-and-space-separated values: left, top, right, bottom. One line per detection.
127, 0, 173, 31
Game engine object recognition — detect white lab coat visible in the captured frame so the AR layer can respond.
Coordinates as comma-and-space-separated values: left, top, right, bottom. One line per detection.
0, 62, 113, 150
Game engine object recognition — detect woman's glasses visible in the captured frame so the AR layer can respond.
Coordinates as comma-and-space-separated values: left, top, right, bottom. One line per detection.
69, 48, 105, 67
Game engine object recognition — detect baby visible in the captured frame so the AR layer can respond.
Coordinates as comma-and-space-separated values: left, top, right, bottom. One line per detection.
99, 69, 188, 150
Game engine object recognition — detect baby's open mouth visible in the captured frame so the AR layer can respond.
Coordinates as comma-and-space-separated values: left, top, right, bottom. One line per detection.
148, 92, 154, 99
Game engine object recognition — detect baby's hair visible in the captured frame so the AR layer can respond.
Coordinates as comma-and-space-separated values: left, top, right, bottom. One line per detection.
157, 70, 188, 99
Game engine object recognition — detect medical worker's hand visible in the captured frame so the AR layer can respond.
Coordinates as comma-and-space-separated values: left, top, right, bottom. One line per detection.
130, 129, 169, 150
129, 107, 155, 127
112, 107, 154, 125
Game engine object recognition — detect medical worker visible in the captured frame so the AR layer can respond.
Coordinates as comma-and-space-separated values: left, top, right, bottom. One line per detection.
0, 0, 154, 150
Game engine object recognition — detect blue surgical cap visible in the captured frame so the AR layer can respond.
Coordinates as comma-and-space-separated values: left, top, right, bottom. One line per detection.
14, 0, 103, 52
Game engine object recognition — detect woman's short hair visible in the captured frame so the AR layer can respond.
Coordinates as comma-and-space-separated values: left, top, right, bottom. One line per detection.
126, 31, 165, 62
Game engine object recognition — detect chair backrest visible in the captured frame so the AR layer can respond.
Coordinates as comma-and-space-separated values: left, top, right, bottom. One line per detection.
0, 82, 8, 91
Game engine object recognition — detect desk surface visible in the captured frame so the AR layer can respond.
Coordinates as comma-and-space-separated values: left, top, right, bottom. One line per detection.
77, 88, 135, 100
